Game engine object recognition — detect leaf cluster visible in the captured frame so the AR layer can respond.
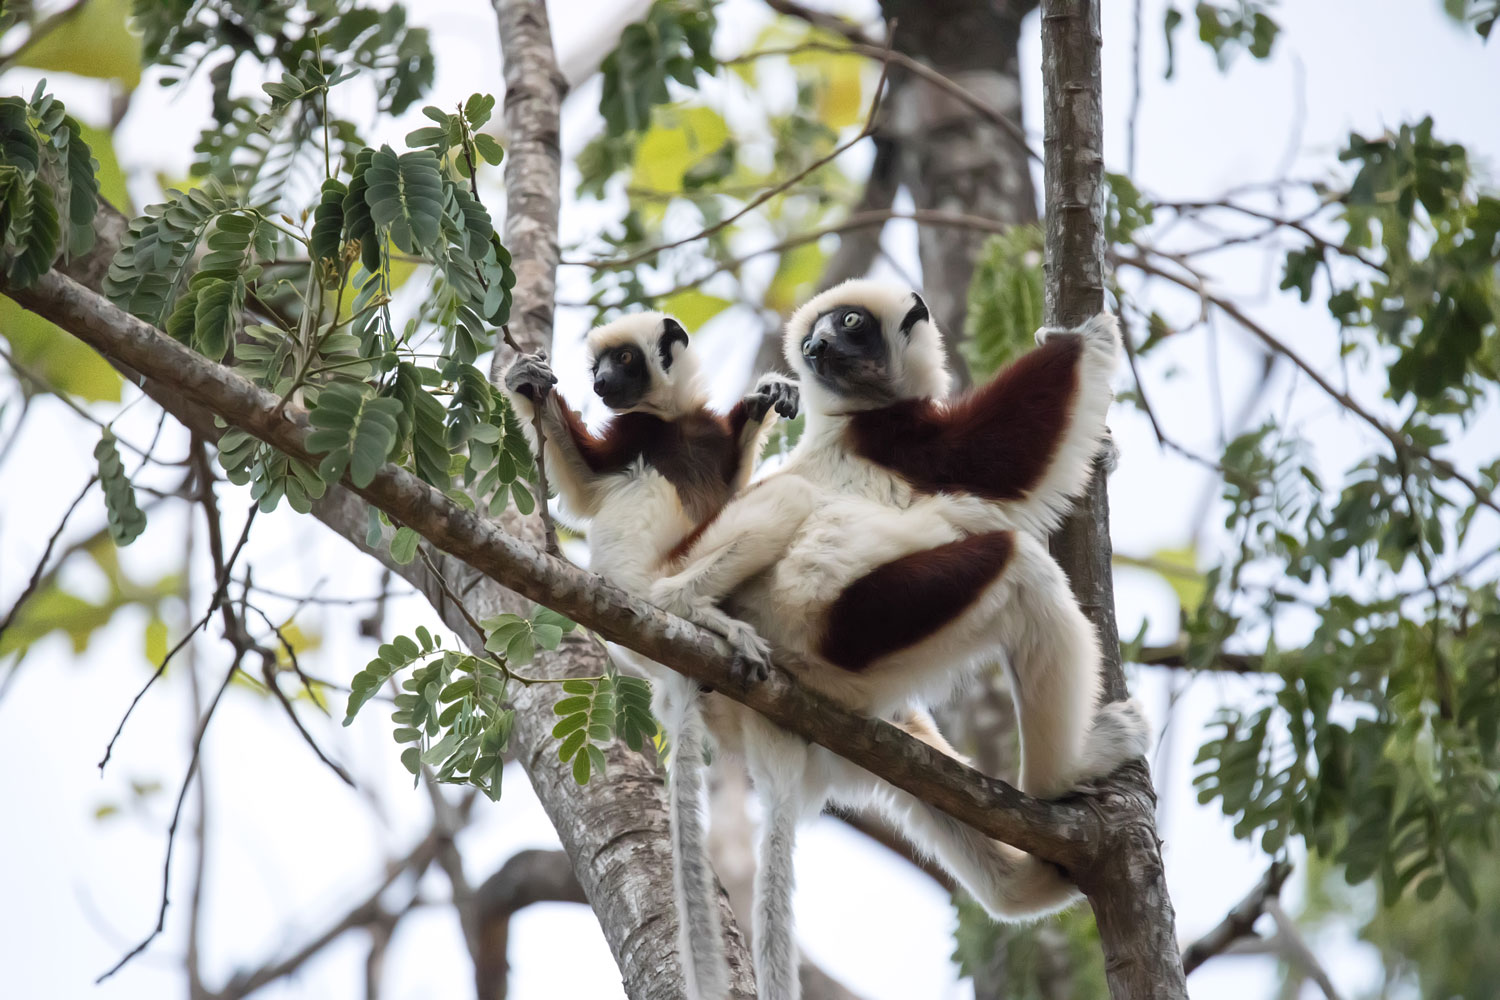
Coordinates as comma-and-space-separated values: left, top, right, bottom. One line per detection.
0, 84, 98, 289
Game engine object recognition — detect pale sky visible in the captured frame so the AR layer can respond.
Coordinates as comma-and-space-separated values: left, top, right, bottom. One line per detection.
1, 2, 1497, 999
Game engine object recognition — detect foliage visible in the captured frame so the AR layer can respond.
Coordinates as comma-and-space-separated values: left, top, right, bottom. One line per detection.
599, 0, 717, 138
93, 429, 146, 546
952, 898, 1107, 1000
1096, 77, 1500, 924
342, 608, 653, 792
0, 85, 99, 288
1163, 2, 1280, 77
574, 7, 866, 323
963, 226, 1045, 380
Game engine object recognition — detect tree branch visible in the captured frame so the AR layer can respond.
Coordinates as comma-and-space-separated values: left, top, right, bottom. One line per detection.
474, 849, 590, 1000
1180, 860, 1291, 974
1115, 247, 1500, 520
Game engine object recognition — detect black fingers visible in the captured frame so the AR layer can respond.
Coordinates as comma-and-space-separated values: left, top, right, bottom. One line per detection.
772, 381, 799, 419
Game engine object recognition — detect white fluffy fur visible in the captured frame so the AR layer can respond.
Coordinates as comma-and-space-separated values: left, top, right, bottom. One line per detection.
785, 279, 953, 416
588, 311, 709, 418
652, 293, 1149, 999
503, 318, 787, 1000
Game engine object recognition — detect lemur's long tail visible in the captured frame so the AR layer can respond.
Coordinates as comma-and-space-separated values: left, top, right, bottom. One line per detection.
744, 719, 810, 1000
660, 673, 732, 1000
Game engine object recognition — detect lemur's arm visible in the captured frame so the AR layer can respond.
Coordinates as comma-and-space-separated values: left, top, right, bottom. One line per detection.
723, 373, 800, 494
650, 473, 815, 681
503, 353, 608, 520
848, 313, 1120, 535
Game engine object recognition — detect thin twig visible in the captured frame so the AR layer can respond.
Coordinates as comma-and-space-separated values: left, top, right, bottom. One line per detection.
0, 343, 159, 460
1116, 247, 1500, 520
763, 0, 880, 46
1180, 859, 1292, 973
561, 208, 1009, 280
96, 658, 239, 983
256, 620, 356, 786
97, 505, 258, 773
586, 46, 897, 272
726, 41, 1036, 161
0, 474, 97, 645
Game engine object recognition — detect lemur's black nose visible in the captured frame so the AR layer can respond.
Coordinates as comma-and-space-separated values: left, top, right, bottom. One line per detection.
803, 335, 830, 360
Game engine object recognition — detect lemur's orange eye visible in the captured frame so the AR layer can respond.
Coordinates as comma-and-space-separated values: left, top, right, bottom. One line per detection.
619, 350, 633, 365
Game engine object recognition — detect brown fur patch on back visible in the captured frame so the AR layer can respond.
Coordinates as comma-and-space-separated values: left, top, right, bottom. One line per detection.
819, 531, 1016, 672
847, 335, 1083, 501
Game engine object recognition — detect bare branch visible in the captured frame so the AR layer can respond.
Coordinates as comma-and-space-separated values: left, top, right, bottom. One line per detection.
0, 473, 97, 645
1115, 247, 1500, 520
474, 849, 589, 1000
97, 659, 239, 983
490, 0, 567, 360
763, 0, 881, 46
215, 830, 450, 999
1041, 3, 1186, 997
1180, 860, 1292, 974
583, 49, 896, 272
97, 505, 257, 773
727, 40, 1036, 160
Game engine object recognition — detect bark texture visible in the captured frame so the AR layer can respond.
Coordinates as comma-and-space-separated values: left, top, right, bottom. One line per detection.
490, 0, 568, 371
1039, 3, 1187, 997
880, 0, 1040, 389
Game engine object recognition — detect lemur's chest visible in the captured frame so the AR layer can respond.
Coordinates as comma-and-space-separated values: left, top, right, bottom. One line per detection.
619, 414, 737, 524
788, 430, 915, 510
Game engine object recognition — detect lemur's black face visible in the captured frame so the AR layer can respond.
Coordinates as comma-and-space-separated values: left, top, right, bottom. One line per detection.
801, 305, 893, 401
592, 344, 650, 410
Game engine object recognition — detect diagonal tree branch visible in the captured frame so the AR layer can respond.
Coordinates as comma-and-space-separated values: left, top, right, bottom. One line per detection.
1180, 860, 1291, 974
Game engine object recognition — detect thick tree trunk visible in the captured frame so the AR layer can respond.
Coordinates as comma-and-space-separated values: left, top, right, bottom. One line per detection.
1038, 3, 1187, 997
881, 0, 1040, 390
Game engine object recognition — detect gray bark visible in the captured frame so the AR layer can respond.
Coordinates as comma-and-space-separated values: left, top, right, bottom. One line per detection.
1038, 3, 1187, 998
880, 0, 1040, 389
490, 0, 568, 371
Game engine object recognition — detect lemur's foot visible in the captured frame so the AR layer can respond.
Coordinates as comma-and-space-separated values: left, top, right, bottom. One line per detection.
1034, 312, 1121, 353
504, 351, 557, 402
743, 373, 800, 422
722, 617, 773, 685
1072, 697, 1152, 790
1098, 427, 1120, 475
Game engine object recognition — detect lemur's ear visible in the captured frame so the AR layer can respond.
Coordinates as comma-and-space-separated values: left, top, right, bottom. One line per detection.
657, 318, 689, 370
899, 293, 930, 338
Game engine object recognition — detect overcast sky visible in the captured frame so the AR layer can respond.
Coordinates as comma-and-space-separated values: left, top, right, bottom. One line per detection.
1, 2, 1497, 999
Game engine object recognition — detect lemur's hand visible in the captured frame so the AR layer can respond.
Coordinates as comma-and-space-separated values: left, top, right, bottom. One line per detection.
505, 351, 557, 403
743, 373, 800, 422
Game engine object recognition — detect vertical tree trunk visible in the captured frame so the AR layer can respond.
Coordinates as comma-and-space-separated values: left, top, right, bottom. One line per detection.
880, 0, 1040, 390
1038, 3, 1187, 997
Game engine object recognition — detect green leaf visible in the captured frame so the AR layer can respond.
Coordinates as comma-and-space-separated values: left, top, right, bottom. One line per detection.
390, 526, 420, 564
94, 429, 146, 545
364, 145, 445, 253
306, 382, 404, 488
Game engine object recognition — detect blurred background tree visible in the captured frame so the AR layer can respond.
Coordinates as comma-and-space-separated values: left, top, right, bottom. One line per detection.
0, 1, 1496, 999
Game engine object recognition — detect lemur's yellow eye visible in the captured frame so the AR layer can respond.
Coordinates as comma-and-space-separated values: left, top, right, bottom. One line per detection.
619, 350, 633, 365
842, 312, 861, 328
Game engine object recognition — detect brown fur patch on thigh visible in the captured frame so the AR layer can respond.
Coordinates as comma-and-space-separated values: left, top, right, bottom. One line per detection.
819, 531, 1015, 672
